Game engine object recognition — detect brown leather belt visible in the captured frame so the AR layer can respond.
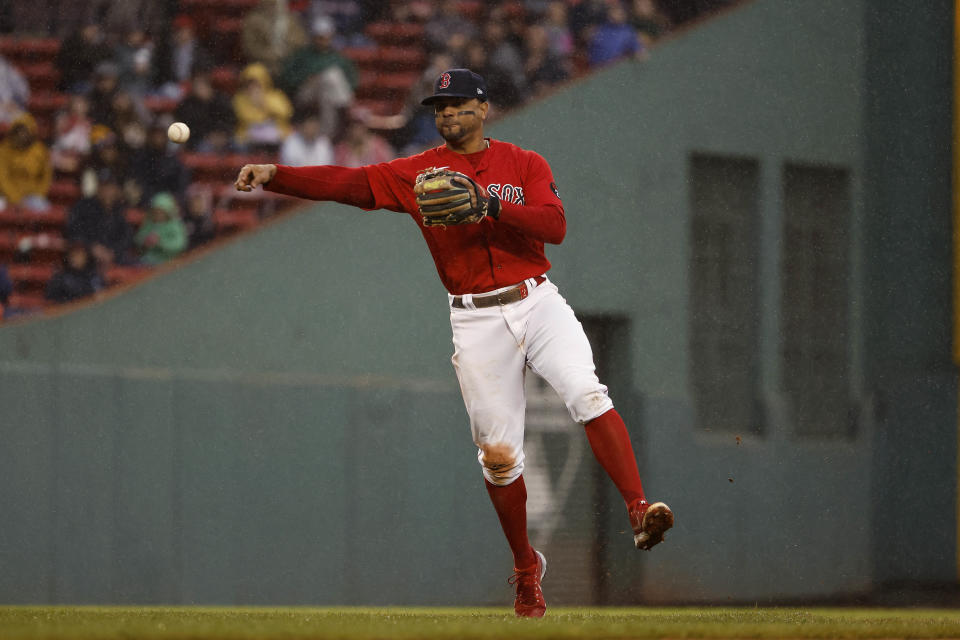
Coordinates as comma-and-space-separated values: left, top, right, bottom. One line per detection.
452, 276, 546, 309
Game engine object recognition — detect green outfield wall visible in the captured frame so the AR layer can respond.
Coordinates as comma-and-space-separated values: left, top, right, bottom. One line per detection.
0, 0, 953, 605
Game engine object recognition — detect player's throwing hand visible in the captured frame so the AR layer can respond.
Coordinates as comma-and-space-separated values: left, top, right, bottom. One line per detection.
235, 164, 277, 192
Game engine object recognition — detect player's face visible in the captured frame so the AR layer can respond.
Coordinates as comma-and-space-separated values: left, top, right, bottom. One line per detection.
433, 98, 487, 142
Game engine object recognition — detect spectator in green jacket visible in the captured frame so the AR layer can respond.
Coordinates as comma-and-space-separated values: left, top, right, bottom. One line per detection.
135, 191, 187, 265
278, 15, 358, 131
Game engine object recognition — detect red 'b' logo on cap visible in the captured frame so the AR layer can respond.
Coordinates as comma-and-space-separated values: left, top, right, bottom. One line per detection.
438, 73, 451, 89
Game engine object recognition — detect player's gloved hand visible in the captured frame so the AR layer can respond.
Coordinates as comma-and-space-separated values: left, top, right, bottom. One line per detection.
414, 168, 500, 227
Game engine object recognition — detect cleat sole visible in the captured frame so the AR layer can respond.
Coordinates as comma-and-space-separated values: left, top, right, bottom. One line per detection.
635, 502, 674, 550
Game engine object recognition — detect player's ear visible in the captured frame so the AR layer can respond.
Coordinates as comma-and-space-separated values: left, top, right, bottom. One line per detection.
480, 101, 490, 120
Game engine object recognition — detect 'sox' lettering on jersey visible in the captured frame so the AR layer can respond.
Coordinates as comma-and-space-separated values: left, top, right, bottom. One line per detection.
439, 73, 451, 89
487, 184, 525, 205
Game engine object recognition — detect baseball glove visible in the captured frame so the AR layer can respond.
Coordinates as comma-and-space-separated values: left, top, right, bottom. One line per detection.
414, 168, 498, 227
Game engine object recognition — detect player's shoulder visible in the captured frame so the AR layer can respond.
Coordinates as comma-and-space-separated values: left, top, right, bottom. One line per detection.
389, 145, 449, 171
490, 139, 548, 160
364, 146, 446, 183
489, 139, 551, 170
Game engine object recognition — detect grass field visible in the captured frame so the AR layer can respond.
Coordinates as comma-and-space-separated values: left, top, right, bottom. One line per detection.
3, 606, 960, 639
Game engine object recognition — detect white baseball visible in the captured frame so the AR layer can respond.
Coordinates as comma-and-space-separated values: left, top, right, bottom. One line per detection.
167, 121, 190, 144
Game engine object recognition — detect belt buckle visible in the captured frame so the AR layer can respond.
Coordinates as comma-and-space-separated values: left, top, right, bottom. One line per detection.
498, 282, 527, 305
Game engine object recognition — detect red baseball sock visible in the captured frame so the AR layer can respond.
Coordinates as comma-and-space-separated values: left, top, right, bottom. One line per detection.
584, 409, 646, 507
485, 476, 537, 570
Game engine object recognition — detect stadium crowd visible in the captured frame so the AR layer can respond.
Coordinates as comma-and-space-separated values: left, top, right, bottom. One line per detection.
0, 0, 734, 320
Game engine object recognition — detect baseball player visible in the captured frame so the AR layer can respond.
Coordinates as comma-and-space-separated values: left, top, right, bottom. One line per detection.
235, 69, 673, 617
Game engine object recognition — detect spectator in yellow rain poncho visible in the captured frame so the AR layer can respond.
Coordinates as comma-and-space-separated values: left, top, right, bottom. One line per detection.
232, 62, 293, 149
0, 112, 52, 211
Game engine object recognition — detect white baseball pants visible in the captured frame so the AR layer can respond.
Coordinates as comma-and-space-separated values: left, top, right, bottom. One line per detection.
448, 277, 614, 486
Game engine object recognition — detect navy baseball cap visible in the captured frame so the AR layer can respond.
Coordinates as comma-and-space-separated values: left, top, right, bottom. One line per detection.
421, 68, 488, 106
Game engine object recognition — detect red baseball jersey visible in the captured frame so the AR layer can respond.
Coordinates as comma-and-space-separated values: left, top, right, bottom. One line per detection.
267, 138, 565, 295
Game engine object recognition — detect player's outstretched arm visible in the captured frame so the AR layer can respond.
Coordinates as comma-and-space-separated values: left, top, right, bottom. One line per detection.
238, 163, 378, 208
235, 164, 277, 192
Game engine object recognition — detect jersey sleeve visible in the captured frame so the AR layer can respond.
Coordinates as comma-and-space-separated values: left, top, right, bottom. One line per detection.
496, 150, 566, 244
266, 164, 376, 209
265, 155, 422, 216
361, 157, 420, 215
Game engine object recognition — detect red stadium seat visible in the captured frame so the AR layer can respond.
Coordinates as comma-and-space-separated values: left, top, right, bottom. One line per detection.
27, 92, 68, 118
47, 180, 81, 206
0, 206, 68, 232
377, 47, 426, 72
210, 66, 239, 94
177, 0, 258, 11
456, 0, 485, 20
7, 291, 47, 311
16, 61, 60, 93
213, 209, 259, 233
342, 47, 380, 68
182, 153, 270, 183
2, 231, 66, 265
0, 37, 59, 63
8, 263, 54, 291
353, 98, 401, 116
143, 95, 178, 114
365, 22, 425, 46
0, 232, 16, 261
355, 71, 418, 101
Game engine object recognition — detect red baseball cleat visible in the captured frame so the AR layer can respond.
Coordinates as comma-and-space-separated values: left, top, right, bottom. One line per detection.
508, 549, 547, 618
629, 500, 674, 550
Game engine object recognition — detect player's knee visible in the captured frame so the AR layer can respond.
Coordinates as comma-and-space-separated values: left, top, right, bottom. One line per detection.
568, 386, 614, 424
482, 463, 524, 486
479, 442, 524, 486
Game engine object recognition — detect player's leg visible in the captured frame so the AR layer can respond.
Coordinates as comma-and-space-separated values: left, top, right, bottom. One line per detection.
584, 408, 644, 505
586, 409, 673, 549
449, 302, 546, 616
449, 304, 537, 570
520, 282, 673, 549
484, 474, 536, 571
